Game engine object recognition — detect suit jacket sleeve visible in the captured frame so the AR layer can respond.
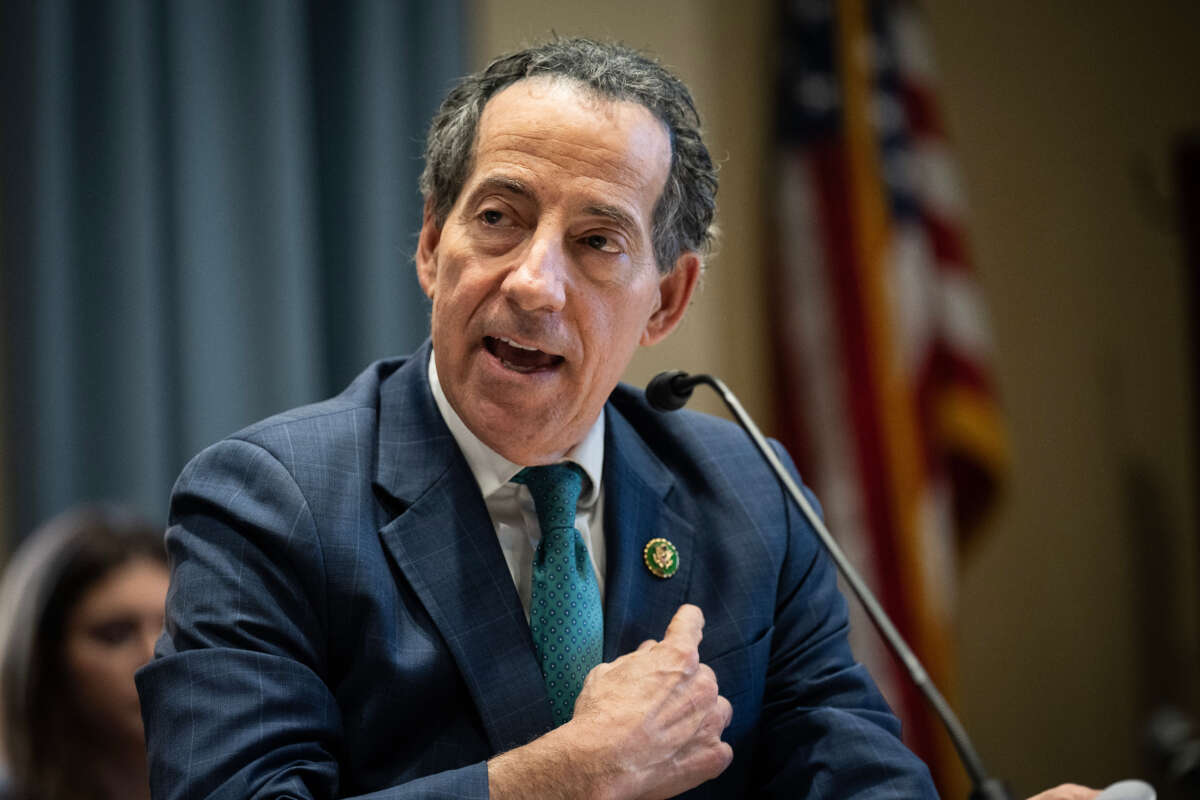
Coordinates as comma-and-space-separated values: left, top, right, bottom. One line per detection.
135, 438, 488, 800
751, 440, 937, 797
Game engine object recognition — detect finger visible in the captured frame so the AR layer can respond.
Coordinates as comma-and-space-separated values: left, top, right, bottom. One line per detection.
662, 604, 705, 650
693, 662, 720, 702
692, 694, 733, 743
665, 660, 720, 731
717, 694, 733, 731
669, 736, 734, 790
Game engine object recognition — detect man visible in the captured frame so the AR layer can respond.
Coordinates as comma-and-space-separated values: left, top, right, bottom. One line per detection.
137, 39, 1096, 799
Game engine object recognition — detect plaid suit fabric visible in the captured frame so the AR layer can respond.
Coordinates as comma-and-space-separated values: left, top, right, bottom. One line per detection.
136, 341, 935, 799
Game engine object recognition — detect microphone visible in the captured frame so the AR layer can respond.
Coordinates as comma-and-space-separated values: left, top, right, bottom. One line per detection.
645, 370, 702, 411
647, 370, 1011, 799
1095, 781, 1156, 800
647, 370, 1161, 800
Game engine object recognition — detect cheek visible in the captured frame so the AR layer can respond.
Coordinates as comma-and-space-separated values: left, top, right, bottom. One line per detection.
430, 267, 477, 323
575, 300, 650, 394
431, 295, 469, 357
66, 642, 142, 710
596, 287, 656, 349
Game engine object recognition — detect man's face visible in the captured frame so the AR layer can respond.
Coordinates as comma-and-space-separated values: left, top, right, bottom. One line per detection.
417, 77, 699, 465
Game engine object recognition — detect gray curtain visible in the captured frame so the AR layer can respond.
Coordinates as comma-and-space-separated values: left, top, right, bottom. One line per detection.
0, 0, 465, 540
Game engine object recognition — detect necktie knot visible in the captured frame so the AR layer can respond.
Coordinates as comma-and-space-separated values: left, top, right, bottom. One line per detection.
513, 463, 585, 531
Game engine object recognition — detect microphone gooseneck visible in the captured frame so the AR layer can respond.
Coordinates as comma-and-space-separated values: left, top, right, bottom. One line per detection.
645, 370, 1011, 800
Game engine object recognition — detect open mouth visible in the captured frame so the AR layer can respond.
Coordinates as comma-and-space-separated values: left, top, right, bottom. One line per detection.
484, 336, 565, 374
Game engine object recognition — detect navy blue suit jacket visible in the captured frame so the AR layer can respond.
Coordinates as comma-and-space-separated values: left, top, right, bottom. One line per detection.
136, 344, 936, 798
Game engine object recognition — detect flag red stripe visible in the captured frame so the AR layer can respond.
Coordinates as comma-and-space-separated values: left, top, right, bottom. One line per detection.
808, 140, 943, 760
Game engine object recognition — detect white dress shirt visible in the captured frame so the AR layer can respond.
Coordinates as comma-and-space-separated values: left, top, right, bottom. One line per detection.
428, 355, 607, 619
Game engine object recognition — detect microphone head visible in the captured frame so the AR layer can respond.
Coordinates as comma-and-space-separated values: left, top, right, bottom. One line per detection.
1094, 780, 1156, 800
646, 370, 693, 412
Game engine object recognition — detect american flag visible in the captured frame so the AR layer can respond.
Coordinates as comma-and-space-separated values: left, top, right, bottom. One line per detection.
770, 0, 1008, 793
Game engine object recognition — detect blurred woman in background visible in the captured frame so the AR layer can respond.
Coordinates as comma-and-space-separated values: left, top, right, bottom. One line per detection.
0, 505, 168, 800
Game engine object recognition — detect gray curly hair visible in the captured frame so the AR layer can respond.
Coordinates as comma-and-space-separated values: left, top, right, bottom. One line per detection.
419, 38, 718, 273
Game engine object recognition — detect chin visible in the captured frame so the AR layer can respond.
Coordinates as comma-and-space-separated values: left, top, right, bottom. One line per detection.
478, 410, 571, 463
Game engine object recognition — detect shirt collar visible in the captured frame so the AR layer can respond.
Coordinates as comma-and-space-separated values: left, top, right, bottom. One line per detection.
428, 352, 605, 506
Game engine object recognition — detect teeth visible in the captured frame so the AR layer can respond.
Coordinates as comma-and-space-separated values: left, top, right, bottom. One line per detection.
498, 336, 539, 351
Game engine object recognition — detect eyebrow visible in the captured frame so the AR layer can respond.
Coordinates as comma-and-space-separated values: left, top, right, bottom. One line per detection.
582, 203, 642, 237
463, 175, 644, 237
464, 176, 532, 206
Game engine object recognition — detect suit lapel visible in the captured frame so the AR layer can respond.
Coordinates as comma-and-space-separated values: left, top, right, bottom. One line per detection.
372, 345, 554, 751
369, 352, 698, 745
601, 404, 696, 660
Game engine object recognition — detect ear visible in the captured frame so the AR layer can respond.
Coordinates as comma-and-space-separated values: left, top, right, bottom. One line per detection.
640, 252, 701, 347
415, 200, 442, 299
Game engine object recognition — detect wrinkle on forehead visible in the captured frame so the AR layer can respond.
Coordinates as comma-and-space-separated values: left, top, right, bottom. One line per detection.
485, 131, 654, 190
470, 78, 672, 213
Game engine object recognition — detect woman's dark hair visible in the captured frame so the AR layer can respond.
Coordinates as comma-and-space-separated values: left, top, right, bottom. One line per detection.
0, 505, 165, 800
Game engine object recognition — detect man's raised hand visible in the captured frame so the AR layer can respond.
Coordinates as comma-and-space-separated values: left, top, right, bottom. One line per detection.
488, 604, 733, 800
567, 603, 733, 799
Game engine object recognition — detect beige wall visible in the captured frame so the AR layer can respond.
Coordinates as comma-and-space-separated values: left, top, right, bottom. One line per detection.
470, 1, 1200, 794
925, 0, 1200, 792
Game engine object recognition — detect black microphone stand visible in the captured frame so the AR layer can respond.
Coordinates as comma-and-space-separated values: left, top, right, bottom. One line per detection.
647, 371, 1011, 800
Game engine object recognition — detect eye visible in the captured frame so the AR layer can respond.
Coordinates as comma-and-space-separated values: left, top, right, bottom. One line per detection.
480, 208, 508, 226
88, 618, 138, 646
583, 233, 621, 254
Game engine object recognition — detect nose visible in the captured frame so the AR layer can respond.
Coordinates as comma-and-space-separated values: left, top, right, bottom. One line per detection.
501, 233, 567, 312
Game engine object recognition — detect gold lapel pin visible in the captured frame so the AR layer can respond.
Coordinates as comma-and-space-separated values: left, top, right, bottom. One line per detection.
643, 537, 679, 579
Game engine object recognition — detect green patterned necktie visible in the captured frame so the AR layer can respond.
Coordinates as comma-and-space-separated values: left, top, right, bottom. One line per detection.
513, 463, 603, 726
